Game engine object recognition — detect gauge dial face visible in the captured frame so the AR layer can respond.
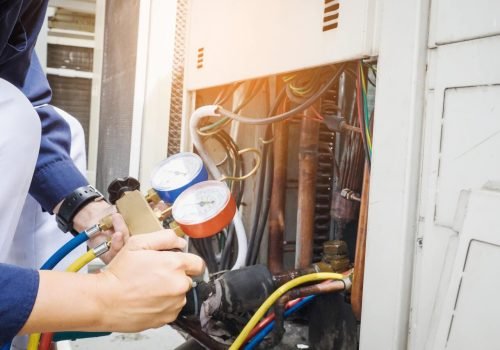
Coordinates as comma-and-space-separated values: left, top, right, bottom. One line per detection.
151, 153, 203, 190
172, 181, 231, 225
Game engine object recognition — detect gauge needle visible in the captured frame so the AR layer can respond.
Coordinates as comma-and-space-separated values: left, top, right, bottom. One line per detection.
182, 200, 215, 207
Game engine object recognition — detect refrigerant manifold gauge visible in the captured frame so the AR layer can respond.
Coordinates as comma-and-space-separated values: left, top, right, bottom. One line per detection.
151, 152, 208, 204
172, 180, 236, 238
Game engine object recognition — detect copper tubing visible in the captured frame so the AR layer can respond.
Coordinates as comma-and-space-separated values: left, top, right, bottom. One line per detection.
352, 161, 370, 320
174, 317, 227, 350
295, 107, 321, 268
280, 279, 346, 303
268, 120, 289, 273
272, 266, 319, 287
272, 279, 347, 345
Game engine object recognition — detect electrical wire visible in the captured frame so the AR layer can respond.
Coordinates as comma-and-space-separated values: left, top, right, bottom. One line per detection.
220, 148, 262, 182
216, 64, 346, 125
245, 125, 272, 266
245, 88, 286, 266
29, 243, 110, 350
243, 295, 316, 350
247, 145, 273, 265
214, 81, 244, 106
191, 106, 249, 271
356, 64, 371, 166
192, 67, 345, 270
359, 63, 372, 153
228, 272, 345, 350
199, 79, 265, 135
190, 79, 274, 270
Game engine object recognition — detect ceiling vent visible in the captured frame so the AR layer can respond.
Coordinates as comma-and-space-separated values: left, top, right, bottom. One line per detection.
323, 0, 340, 32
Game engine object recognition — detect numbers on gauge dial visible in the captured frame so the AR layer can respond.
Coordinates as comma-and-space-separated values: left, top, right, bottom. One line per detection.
173, 185, 229, 224
153, 155, 202, 190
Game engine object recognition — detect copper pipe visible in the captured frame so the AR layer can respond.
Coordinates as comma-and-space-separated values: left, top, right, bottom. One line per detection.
352, 161, 370, 320
272, 266, 319, 287
295, 107, 320, 268
268, 120, 289, 273
174, 317, 227, 350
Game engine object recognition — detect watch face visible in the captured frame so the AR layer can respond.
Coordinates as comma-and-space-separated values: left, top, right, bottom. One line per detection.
151, 153, 203, 191
172, 181, 231, 225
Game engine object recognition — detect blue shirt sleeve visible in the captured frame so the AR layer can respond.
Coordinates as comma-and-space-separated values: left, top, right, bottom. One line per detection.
24, 53, 89, 211
0, 0, 89, 212
0, 264, 40, 346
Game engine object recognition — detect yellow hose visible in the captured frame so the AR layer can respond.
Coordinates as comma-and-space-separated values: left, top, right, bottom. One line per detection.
65, 250, 98, 273
27, 250, 98, 350
229, 272, 345, 350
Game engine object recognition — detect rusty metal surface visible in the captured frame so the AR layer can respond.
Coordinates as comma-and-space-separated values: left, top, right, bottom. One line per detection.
351, 162, 370, 320
322, 240, 350, 272
295, 108, 321, 269
174, 317, 228, 350
331, 190, 359, 223
268, 120, 289, 273
167, 0, 188, 156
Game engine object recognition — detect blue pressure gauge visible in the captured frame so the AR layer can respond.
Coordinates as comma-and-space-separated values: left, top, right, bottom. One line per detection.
151, 152, 208, 204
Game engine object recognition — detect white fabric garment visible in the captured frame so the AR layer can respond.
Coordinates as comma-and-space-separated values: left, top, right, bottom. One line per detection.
0, 79, 88, 350
5, 106, 87, 271
0, 79, 41, 262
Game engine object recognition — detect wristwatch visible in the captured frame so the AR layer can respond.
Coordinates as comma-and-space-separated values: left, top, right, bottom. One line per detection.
56, 185, 106, 235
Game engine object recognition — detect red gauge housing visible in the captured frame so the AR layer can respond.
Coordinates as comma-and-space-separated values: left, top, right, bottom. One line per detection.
172, 181, 236, 238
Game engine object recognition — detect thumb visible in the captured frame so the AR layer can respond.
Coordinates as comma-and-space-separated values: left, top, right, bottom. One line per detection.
127, 230, 187, 252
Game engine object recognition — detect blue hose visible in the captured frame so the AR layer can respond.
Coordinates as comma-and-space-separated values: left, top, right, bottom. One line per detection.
244, 295, 316, 350
40, 232, 89, 270
1, 232, 90, 350
40, 230, 112, 342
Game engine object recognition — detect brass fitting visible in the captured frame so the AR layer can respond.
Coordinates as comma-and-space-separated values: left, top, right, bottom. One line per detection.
322, 240, 350, 272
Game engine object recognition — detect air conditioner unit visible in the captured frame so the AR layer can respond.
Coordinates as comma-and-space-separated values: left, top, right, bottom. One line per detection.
185, 0, 379, 90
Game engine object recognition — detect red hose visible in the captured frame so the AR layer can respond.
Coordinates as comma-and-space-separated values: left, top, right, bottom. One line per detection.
38, 332, 54, 350
244, 298, 303, 343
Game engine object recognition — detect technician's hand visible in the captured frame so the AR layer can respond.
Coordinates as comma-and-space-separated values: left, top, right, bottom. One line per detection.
72, 200, 129, 263
96, 230, 205, 331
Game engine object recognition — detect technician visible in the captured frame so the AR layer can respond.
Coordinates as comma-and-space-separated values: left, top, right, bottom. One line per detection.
1, 0, 204, 346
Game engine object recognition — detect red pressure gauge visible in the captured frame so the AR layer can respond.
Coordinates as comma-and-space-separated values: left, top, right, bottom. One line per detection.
172, 180, 236, 238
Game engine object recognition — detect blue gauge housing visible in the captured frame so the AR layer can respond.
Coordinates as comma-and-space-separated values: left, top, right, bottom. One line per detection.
151, 152, 208, 204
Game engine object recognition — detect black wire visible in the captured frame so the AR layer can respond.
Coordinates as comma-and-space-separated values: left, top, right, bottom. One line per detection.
209, 131, 240, 271
248, 136, 274, 265
201, 238, 218, 274
245, 127, 270, 265
245, 87, 286, 265
220, 222, 235, 270
219, 81, 281, 269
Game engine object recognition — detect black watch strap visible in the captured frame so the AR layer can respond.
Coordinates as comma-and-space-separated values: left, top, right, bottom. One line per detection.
56, 185, 105, 234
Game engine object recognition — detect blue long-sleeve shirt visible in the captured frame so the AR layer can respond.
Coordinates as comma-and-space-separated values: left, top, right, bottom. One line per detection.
1, 0, 89, 342
1, 0, 88, 211
0, 264, 39, 345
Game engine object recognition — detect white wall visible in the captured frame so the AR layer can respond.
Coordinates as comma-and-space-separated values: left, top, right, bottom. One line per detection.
129, 0, 178, 188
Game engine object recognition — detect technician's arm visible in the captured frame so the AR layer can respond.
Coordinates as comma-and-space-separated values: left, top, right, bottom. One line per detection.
20, 230, 205, 334
1, 3, 128, 260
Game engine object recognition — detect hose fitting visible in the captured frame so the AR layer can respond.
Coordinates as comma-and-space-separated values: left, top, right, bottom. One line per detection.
84, 224, 102, 238
93, 241, 111, 258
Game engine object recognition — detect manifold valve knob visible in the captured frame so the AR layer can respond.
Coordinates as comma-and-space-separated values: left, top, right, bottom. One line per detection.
107, 177, 141, 204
